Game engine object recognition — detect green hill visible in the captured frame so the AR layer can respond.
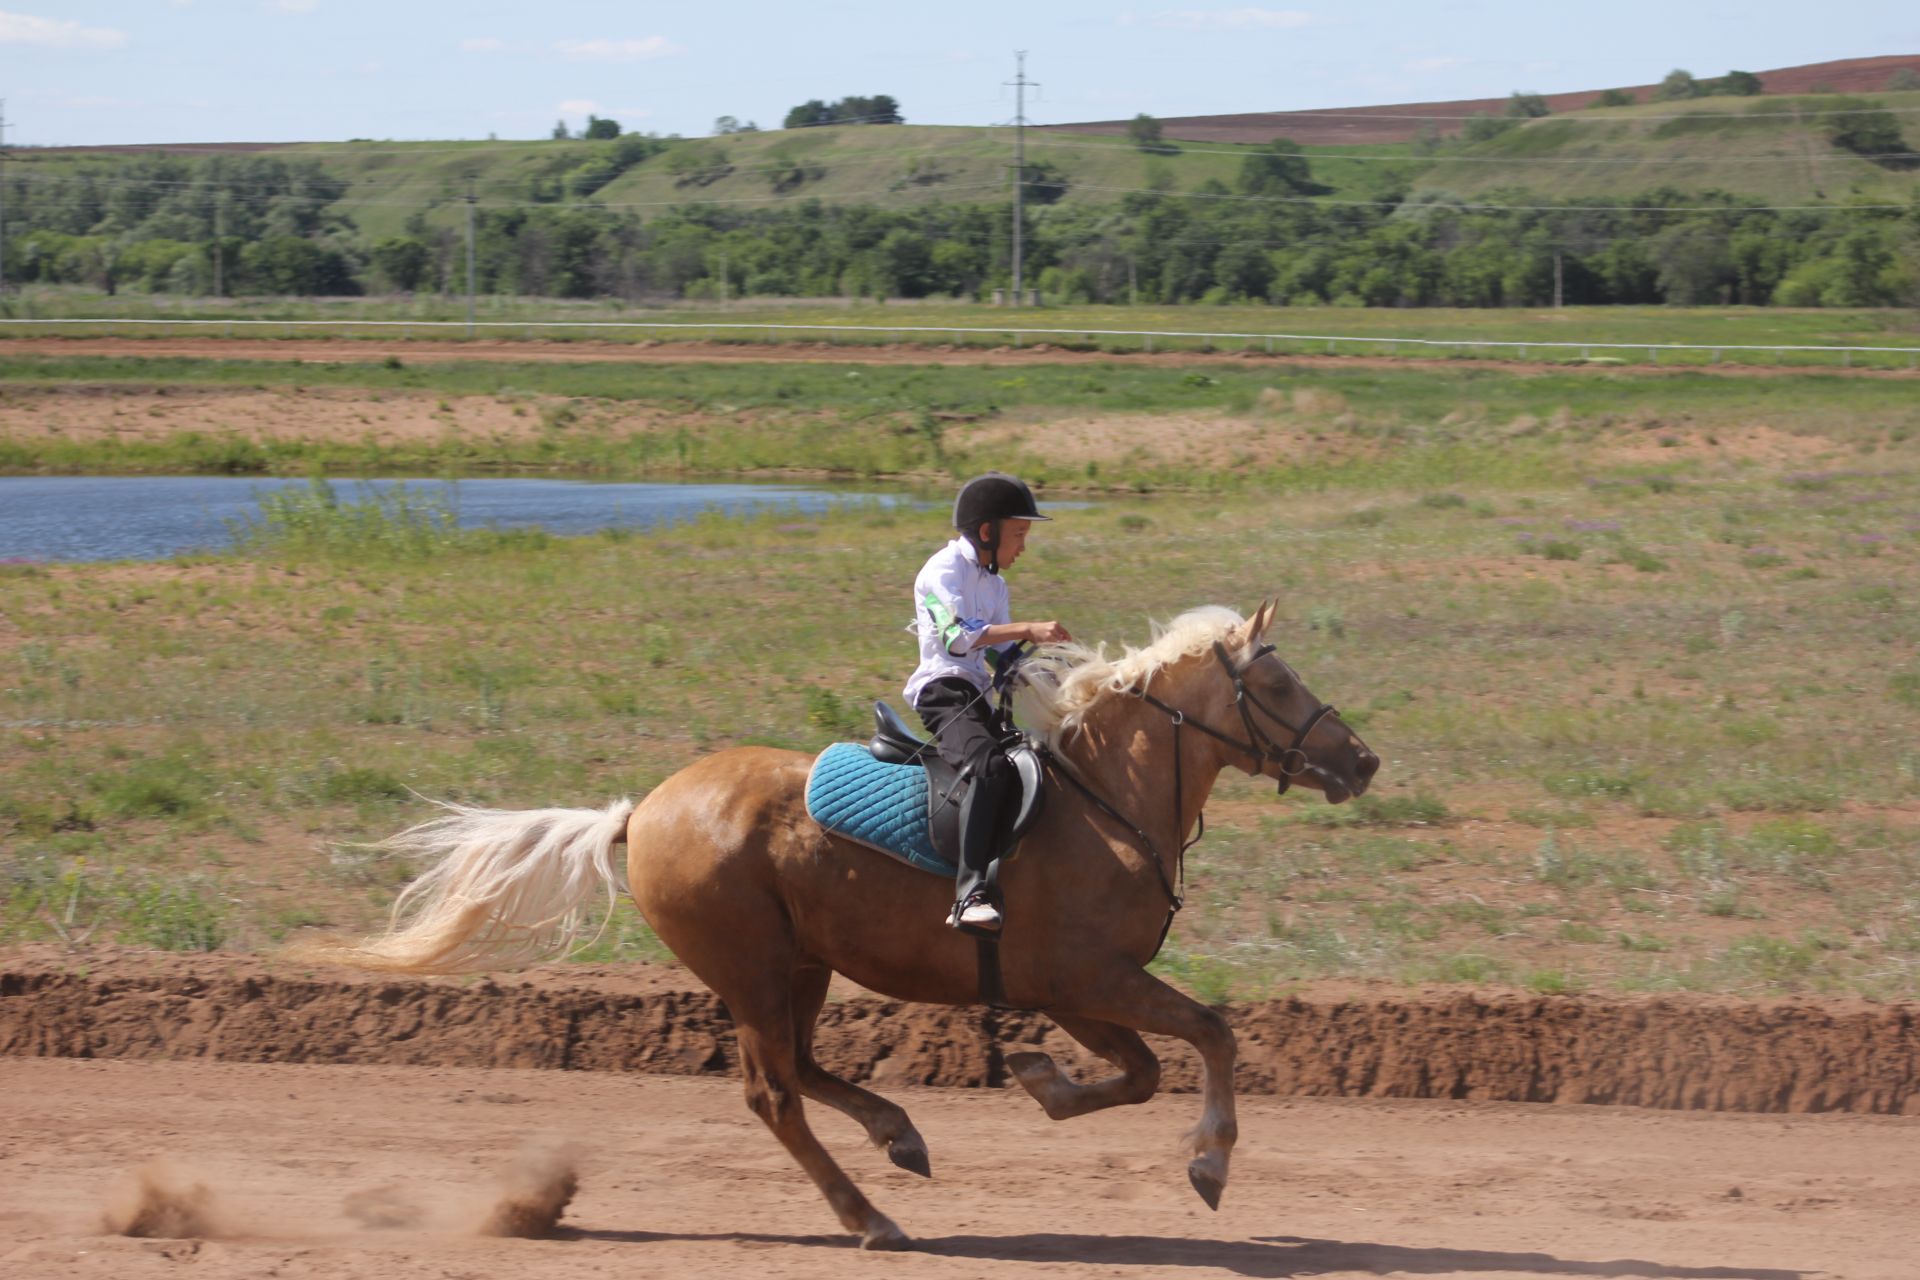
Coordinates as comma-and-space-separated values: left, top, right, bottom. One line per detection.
1409, 93, 1920, 204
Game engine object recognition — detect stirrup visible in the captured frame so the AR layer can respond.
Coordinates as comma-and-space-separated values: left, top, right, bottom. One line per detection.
948, 893, 1003, 935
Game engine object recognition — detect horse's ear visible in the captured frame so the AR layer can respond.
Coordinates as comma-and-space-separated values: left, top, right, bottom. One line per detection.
1246, 599, 1276, 642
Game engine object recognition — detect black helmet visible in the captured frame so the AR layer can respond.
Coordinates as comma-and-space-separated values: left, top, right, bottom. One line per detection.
952, 472, 1050, 533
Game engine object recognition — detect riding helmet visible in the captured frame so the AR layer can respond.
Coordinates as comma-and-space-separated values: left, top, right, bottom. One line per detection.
952, 472, 1051, 533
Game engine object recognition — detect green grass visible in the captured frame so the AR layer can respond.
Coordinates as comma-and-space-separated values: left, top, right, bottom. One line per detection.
3, 348, 1918, 998
7, 291, 1920, 365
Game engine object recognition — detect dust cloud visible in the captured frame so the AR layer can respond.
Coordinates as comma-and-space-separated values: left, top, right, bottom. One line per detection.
103, 1160, 224, 1238
476, 1138, 581, 1238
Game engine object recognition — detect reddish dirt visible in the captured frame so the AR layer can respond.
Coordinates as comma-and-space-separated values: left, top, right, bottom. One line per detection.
1054, 55, 1920, 144
5, 335, 1916, 379
6, 949, 1919, 1114
4, 1055, 1917, 1278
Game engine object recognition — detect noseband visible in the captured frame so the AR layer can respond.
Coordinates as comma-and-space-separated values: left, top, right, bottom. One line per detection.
1137, 641, 1338, 795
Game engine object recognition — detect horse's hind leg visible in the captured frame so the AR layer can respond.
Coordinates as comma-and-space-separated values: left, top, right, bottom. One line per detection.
731, 984, 909, 1250
1053, 967, 1238, 1211
790, 964, 932, 1178
1007, 1014, 1162, 1121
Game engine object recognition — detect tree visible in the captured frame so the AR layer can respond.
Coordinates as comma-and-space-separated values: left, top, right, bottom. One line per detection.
782, 95, 902, 128
370, 236, 430, 292
550, 119, 571, 140
1712, 70, 1763, 96
1822, 98, 1915, 168
1462, 112, 1520, 143
1593, 88, 1636, 108
583, 115, 620, 140
1887, 69, 1920, 91
713, 116, 742, 135
783, 99, 832, 129
1653, 69, 1701, 102
1127, 113, 1175, 154
1506, 91, 1550, 119
1237, 137, 1312, 195
1017, 161, 1069, 204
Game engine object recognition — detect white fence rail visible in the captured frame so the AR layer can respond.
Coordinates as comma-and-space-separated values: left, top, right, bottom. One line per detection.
4, 316, 1918, 368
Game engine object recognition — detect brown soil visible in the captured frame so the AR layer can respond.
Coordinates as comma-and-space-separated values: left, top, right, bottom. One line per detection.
6, 947, 1918, 1115
6, 335, 1917, 379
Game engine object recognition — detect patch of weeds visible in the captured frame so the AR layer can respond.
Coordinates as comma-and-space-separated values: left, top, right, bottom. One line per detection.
1743, 551, 1789, 569
1296, 791, 1448, 827
1526, 969, 1585, 994
1612, 544, 1668, 573
317, 766, 411, 806
1532, 832, 1603, 890
803, 687, 869, 739
1338, 834, 1444, 873
565, 904, 678, 965
1508, 804, 1595, 829
1305, 605, 1346, 639
1890, 673, 1920, 709
1419, 492, 1467, 509
91, 753, 215, 821
1423, 952, 1508, 984
1434, 901, 1508, 935
1542, 768, 1640, 800
1344, 507, 1387, 528
1151, 949, 1236, 1005
1557, 921, 1607, 944
1616, 932, 1670, 952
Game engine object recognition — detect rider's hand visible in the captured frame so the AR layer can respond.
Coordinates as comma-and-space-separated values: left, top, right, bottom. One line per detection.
1026, 620, 1072, 644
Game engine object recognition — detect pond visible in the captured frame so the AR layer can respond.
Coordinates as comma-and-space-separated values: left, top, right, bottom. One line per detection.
0, 476, 917, 563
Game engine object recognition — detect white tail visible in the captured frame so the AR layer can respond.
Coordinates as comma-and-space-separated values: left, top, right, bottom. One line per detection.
290, 797, 637, 975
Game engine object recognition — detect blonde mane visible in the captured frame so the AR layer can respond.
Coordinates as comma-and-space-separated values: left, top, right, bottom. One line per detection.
1016, 606, 1245, 748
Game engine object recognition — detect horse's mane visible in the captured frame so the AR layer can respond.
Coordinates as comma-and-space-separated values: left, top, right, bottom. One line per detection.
1017, 606, 1245, 749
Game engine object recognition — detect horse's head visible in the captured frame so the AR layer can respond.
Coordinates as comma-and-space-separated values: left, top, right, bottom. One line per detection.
1195, 601, 1379, 804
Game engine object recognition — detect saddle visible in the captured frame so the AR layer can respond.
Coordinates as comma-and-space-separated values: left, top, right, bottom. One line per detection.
803, 703, 1045, 876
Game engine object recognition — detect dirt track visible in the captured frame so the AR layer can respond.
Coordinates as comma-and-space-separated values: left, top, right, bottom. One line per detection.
3, 1056, 1915, 1279
6, 335, 1916, 379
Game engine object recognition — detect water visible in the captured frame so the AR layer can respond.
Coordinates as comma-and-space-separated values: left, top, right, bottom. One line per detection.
0, 476, 914, 563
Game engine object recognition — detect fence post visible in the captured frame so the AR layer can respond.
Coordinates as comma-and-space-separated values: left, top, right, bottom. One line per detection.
1842, 350, 1852, 369
1144, 334, 1153, 353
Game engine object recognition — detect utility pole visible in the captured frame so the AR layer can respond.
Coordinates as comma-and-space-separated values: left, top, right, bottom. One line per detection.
212, 194, 226, 298
1005, 52, 1038, 307
464, 174, 477, 337
0, 100, 9, 296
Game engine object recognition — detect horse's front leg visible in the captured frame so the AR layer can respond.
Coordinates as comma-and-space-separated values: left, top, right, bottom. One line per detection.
1051, 967, 1238, 1210
1007, 1013, 1162, 1120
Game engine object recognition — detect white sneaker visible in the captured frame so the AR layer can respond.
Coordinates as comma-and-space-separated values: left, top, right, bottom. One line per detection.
953, 896, 1003, 932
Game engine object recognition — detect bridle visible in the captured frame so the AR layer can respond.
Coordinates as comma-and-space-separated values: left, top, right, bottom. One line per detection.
1034, 636, 1340, 956
1136, 641, 1339, 797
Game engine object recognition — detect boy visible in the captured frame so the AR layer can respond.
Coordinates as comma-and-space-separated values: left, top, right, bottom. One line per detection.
905, 472, 1070, 933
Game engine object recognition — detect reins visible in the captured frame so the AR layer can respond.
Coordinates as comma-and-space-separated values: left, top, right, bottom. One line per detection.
1031, 638, 1339, 960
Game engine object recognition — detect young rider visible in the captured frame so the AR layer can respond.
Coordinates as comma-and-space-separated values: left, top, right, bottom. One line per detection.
905, 472, 1070, 934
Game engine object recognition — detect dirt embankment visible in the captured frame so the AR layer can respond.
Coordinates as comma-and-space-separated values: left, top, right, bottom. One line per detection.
4, 951, 1917, 1115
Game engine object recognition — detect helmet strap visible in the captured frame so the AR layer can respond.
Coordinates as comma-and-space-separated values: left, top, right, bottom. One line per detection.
975, 520, 1001, 575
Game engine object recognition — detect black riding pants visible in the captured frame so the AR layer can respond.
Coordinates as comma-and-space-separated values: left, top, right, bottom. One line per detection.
912, 677, 1013, 892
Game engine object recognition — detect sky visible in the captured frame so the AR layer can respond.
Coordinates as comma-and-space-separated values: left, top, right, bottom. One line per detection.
6, 1, 1920, 147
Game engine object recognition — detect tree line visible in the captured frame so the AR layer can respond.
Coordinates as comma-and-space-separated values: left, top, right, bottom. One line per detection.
5, 146, 1917, 307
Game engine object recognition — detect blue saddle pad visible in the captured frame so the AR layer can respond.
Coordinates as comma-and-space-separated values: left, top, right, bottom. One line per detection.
805, 742, 956, 877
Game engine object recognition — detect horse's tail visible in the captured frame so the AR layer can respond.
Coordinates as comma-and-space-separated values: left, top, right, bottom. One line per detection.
287, 797, 636, 975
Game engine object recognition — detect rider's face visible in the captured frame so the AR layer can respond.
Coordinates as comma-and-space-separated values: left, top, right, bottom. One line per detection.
992, 518, 1032, 569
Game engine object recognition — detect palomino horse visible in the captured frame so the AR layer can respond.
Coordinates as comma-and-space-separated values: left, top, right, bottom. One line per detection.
302, 602, 1378, 1249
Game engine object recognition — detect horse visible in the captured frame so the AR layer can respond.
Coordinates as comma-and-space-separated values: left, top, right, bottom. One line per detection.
297, 601, 1378, 1249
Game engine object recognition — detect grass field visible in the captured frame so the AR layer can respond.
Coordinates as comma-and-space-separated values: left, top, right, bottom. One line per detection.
7, 293, 1919, 372
3, 350, 1918, 1000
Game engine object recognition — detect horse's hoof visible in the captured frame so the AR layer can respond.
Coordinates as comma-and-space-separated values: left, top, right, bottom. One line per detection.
887, 1135, 932, 1179
861, 1216, 911, 1251
1006, 1050, 1053, 1087
1187, 1160, 1225, 1211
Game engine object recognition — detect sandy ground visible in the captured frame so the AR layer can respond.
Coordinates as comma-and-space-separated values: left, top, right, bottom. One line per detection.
6, 335, 1917, 378
2, 1056, 1912, 1280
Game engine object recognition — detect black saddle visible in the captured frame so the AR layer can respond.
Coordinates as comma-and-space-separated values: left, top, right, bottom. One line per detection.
869, 701, 1045, 868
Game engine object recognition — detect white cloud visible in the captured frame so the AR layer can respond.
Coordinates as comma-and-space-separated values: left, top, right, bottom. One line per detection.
0, 10, 130, 49
1405, 55, 1468, 73
458, 36, 507, 53
558, 98, 597, 115
266, 0, 318, 13
553, 35, 682, 61
1138, 8, 1319, 30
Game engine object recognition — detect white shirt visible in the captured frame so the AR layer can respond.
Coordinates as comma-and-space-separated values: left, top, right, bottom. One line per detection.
904, 537, 1012, 704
